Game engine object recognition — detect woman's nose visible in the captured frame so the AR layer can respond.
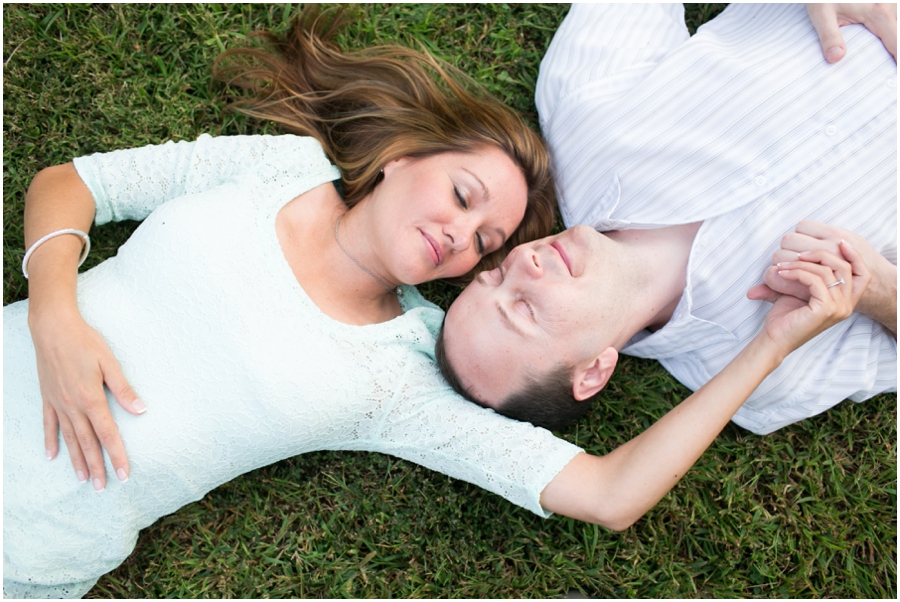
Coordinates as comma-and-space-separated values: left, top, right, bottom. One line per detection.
444, 217, 477, 252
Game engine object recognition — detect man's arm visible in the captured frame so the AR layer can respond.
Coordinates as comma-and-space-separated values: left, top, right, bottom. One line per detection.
541, 244, 867, 530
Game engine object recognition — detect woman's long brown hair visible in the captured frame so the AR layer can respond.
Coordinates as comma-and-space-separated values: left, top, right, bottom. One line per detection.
213, 5, 555, 281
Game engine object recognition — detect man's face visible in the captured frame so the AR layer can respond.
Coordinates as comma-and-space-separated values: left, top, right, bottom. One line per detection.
443, 225, 616, 407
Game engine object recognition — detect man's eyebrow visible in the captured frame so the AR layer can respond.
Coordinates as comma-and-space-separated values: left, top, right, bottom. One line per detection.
496, 301, 527, 338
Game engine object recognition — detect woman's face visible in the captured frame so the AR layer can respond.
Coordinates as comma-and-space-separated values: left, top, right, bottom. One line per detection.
371, 146, 529, 284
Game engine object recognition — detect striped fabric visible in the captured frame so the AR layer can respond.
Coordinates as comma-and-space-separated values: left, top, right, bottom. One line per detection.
537, 3, 897, 434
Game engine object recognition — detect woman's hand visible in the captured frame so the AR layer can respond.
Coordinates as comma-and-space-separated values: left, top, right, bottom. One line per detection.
807, 3, 897, 62
748, 221, 896, 336
30, 309, 145, 491
757, 240, 869, 358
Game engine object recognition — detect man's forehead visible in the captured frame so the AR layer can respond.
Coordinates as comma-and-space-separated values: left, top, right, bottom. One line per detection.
446, 296, 523, 407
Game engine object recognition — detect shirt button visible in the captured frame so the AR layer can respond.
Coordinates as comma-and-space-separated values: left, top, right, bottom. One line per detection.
825, 124, 837, 136
754, 175, 767, 186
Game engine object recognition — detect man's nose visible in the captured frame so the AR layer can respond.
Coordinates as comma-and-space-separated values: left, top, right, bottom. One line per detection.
511, 246, 543, 278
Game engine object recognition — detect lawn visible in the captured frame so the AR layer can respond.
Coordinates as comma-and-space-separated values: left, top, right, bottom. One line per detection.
3, 3, 896, 598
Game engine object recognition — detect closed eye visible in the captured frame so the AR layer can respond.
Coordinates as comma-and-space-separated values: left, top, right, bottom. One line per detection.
515, 295, 535, 320
454, 186, 468, 209
455, 186, 487, 255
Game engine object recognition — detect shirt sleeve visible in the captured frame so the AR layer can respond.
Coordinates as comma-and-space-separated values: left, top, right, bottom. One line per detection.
536, 3, 689, 129
73, 134, 338, 225
366, 369, 584, 518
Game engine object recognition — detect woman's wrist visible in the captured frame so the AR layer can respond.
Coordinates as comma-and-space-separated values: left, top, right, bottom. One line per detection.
742, 331, 790, 375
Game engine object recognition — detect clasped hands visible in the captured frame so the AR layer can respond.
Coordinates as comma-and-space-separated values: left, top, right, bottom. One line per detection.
748, 220, 897, 339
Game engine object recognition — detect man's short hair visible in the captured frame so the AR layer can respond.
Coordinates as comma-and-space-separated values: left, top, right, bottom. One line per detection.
435, 321, 592, 431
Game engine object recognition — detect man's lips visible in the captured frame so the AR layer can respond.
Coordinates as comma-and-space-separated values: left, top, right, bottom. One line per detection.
422, 230, 443, 266
550, 241, 572, 275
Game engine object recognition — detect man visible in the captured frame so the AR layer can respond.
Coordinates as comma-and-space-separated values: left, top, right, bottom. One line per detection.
438, 3, 897, 433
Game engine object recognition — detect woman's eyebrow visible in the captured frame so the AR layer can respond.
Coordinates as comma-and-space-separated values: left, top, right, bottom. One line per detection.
462, 168, 491, 203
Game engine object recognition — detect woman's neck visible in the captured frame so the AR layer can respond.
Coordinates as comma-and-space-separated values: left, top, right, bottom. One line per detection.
276, 183, 402, 325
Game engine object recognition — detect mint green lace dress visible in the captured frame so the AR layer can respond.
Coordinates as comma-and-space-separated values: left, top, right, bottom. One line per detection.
3, 134, 582, 598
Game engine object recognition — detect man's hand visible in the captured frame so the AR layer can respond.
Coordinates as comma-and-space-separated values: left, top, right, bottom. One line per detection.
758, 242, 868, 355
808, 4, 897, 62
747, 221, 897, 337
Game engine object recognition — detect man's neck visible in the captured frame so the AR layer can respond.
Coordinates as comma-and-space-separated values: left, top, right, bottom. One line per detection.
607, 222, 701, 337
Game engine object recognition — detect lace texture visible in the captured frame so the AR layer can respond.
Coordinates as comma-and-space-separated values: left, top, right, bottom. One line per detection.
4, 135, 582, 596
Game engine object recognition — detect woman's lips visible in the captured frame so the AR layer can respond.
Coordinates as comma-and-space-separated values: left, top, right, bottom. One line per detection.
550, 241, 572, 275
422, 230, 443, 266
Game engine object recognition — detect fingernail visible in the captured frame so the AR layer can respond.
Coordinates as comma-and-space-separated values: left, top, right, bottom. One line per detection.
46, 449, 53, 460
778, 270, 787, 276
826, 47, 843, 62
776, 262, 782, 268
93, 478, 105, 492
77, 470, 88, 483
132, 398, 147, 414
116, 468, 128, 482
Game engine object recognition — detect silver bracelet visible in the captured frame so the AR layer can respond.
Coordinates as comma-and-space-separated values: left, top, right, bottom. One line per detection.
21, 228, 91, 279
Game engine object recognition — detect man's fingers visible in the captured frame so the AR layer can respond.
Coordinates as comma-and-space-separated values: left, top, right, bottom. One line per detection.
807, 4, 846, 63
42, 399, 60, 460
780, 232, 836, 255
747, 283, 780, 303
794, 219, 838, 239
860, 4, 898, 61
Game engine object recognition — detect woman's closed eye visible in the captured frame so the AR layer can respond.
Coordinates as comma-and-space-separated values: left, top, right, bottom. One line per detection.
455, 186, 486, 255
454, 186, 468, 209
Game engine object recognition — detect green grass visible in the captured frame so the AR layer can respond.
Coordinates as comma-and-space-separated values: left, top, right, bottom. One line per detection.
4, 3, 896, 598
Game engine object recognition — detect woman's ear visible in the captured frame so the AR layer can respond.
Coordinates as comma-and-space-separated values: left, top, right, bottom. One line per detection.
571, 347, 618, 401
381, 156, 409, 178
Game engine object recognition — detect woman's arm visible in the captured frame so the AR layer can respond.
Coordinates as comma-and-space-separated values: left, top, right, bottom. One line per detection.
541, 242, 868, 529
25, 163, 143, 492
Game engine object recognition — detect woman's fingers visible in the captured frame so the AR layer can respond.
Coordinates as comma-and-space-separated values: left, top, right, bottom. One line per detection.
86, 401, 130, 484
69, 408, 109, 491
56, 410, 90, 484
102, 355, 146, 416
42, 399, 60, 460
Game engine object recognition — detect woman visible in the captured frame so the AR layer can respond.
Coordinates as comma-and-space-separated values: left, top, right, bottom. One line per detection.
4, 7, 563, 597
1, 5, 872, 600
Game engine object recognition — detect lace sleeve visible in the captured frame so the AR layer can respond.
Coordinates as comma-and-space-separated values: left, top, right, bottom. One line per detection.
366, 366, 583, 518
72, 134, 337, 225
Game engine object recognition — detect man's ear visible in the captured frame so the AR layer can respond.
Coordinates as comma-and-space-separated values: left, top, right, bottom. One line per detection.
572, 347, 618, 401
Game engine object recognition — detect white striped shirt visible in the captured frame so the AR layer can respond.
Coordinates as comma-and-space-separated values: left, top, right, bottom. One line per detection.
537, 3, 897, 434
